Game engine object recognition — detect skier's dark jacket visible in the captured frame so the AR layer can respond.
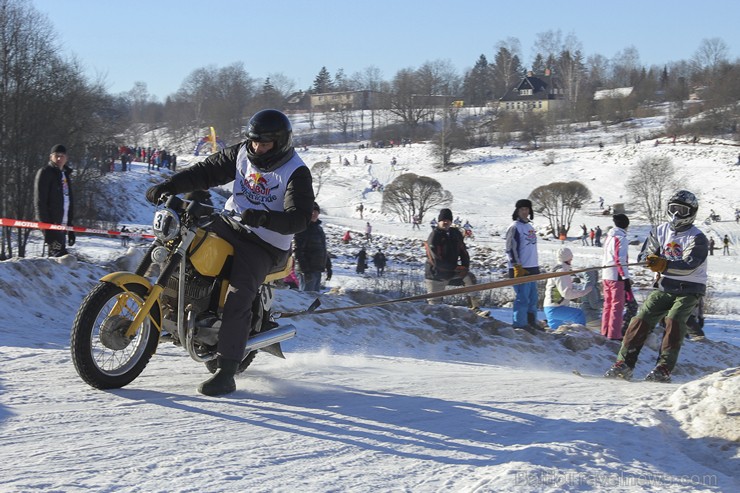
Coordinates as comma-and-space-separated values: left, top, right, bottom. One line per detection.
294, 219, 330, 274
425, 226, 469, 281
34, 163, 74, 225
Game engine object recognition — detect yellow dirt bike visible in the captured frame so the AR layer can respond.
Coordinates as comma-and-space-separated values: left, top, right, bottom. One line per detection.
70, 195, 298, 389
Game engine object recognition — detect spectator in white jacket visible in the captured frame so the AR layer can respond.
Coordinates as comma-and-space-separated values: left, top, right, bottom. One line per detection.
544, 248, 593, 329
601, 214, 631, 340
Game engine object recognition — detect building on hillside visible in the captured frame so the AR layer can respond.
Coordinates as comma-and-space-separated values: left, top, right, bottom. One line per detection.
593, 87, 635, 122
593, 87, 634, 100
285, 91, 311, 112
310, 90, 385, 112
499, 69, 565, 113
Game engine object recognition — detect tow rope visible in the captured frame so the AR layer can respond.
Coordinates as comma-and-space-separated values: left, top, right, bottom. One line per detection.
279, 262, 646, 318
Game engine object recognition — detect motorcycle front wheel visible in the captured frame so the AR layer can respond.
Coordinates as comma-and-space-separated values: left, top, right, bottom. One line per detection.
71, 282, 160, 389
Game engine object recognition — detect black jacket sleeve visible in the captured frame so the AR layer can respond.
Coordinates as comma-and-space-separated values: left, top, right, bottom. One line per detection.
457, 232, 470, 268
65, 166, 74, 226
164, 144, 241, 193
34, 167, 52, 222
264, 165, 314, 235
161, 144, 313, 235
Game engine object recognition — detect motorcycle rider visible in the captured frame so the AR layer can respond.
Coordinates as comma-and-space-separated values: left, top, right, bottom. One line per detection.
146, 109, 314, 396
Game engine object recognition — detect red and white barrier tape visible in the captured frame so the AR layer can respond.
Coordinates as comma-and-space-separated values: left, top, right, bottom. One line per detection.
0, 218, 154, 239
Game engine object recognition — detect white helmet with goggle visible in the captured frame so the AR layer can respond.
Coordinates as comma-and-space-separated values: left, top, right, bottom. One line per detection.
666, 190, 698, 231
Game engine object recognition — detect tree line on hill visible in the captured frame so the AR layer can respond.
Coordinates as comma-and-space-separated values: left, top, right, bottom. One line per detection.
1, 0, 738, 254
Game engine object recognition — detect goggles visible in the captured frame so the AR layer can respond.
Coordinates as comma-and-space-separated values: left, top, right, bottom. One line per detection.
668, 203, 691, 217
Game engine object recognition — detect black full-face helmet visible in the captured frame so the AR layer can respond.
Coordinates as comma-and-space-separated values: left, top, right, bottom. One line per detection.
245, 109, 293, 171
666, 190, 698, 231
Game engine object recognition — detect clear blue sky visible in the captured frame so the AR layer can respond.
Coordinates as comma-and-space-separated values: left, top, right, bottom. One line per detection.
32, 0, 740, 101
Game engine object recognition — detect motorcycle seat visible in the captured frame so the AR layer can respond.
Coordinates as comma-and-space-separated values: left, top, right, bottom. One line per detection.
264, 256, 293, 284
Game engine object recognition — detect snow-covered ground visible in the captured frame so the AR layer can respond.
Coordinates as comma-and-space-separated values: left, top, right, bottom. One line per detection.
1, 116, 739, 492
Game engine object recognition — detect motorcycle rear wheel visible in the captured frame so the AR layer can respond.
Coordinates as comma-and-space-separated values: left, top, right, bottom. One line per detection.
71, 282, 160, 389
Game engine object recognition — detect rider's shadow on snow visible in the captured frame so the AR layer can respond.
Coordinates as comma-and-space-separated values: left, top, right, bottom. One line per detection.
113, 379, 736, 480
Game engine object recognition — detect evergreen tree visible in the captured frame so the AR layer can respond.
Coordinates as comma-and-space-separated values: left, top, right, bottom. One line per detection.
492, 47, 523, 99
462, 55, 493, 106
312, 66, 334, 93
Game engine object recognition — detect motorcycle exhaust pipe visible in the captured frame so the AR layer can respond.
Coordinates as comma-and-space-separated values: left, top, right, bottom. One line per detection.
244, 324, 297, 352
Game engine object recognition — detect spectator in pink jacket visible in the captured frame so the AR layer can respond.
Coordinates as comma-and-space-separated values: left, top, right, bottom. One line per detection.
601, 214, 631, 340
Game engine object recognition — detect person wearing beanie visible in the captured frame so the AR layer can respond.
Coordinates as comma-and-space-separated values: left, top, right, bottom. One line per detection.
294, 202, 331, 292
438, 208, 453, 222
50, 144, 67, 154
600, 214, 631, 340
34, 144, 75, 257
543, 248, 593, 329
505, 198, 541, 332
424, 208, 489, 317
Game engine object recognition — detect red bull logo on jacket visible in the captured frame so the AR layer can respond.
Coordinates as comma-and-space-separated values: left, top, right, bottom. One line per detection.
664, 241, 683, 260
239, 172, 281, 204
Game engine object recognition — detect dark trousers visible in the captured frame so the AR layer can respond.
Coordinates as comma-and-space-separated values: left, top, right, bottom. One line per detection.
44, 230, 67, 257
210, 220, 273, 362
617, 290, 700, 371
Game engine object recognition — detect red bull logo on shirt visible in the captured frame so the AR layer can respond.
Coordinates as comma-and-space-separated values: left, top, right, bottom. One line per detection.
664, 241, 683, 260
239, 172, 281, 204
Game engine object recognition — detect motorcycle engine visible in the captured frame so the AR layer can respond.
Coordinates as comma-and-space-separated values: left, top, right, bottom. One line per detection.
162, 263, 215, 318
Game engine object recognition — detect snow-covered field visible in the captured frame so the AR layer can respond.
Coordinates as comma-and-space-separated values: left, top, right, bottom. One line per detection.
1, 115, 739, 492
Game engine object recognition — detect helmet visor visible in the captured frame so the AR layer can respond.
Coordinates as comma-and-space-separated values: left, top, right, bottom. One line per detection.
668, 203, 691, 217
248, 131, 274, 143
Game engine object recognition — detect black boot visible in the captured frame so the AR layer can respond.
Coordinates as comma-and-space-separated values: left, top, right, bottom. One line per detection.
198, 357, 239, 396
527, 312, 544, 331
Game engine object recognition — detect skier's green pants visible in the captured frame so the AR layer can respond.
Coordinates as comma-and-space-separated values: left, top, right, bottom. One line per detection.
617, 290, 701, 372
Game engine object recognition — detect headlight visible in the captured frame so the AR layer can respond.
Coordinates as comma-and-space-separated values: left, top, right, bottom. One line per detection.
152, 208, 181, 242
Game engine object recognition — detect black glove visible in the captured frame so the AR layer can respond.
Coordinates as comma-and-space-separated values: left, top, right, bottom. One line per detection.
68, 231, 76, 246
240, 209, 270, 228
145, 183, 173, 205
326, 268, 332, 281
624, 278, 633, 291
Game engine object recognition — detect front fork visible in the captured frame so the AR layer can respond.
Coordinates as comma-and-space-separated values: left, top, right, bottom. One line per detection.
122, 230, 196, 338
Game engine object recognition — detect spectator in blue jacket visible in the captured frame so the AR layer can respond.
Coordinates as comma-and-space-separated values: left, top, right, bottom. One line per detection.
505, 199, 541, 332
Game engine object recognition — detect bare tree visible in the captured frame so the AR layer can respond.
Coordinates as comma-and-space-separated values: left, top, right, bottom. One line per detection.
327, 107, 355, 141
0, 0, 113, 256
382, 173, 452, 223
386, 60, 459, 134
386, 67, 435, 130
174, 63, 256, 142
432, 117, 467, 169
521, 110, 546, 148
351, 65, 385, 138
691, 37, 729, 80
310, 161, 331, 198
529, 181, 592, 237
532, 29, 564, 65
611, 46, 642, 86
626, 156, 682, 226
